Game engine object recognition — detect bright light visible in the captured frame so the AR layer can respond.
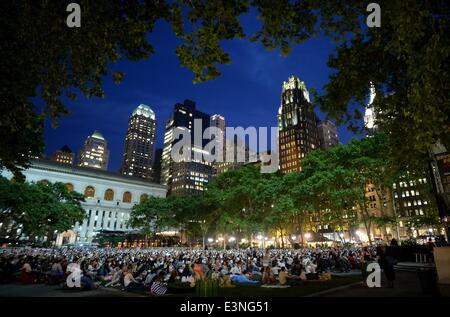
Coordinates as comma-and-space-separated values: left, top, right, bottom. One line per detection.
291, 235, 296, 240
257, 235, 263, 240
241, 238, 247, 243
428, 228, 433, 233
228, 237, 236, 242
355, 230, 363, 237
339, 233, 344, 238
264, 237, 268, 241
207, 238, 214, 243
304, 233, 311, 239
218, 237, 224, 241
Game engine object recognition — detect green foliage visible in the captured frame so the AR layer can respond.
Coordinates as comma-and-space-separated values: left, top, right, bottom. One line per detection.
128, 195, 171, 238
196, 278, 219, 297
2, 0, 448, 179
127, 133, 441, 245
0, 177, 85, 245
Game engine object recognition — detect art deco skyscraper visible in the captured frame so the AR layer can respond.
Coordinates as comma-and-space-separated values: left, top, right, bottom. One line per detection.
120, 104, 156, 180
278, 76, 320, 173
78, 130, 109, 170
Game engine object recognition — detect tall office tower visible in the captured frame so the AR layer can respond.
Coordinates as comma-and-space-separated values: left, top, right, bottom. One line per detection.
120, 104, 156, 180
278, 76, 320, 173
210, 114, 226, 175
152, 148, 163, 184
318, 120, 339, 150
161, 99, 213, 195
50, 145, 74, 165
364, 83, 378, 136
215, 136, 251, 175
78, 130, 110, 170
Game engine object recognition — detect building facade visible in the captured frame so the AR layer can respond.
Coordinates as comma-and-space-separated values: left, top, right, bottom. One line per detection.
161, 100, 214, 195
318, 120, 339, 150
50, 145, 74, 165
152, 148, 163, 184
215, 137, 252, 175
210, 114, 226, 176
78, 130, 110, 170
278, 76, 320, 173
120, 104, 156, 180
1, 159, 166, 244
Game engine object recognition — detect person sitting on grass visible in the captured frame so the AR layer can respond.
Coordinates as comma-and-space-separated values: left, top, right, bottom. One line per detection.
150, 271, 168, 296
193, 260, 204, 281
123, 266, 143, 291
19, 257, 33, 284
262, 266, 276, 284
48, 259, 64, 284
105, 267, 122, 288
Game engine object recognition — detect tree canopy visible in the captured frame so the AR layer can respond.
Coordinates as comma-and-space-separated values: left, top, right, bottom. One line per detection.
2, 0, 448, 177
0, 177, 85, 245
129, 133, 443, 246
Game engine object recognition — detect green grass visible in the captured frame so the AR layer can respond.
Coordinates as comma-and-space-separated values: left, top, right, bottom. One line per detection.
219, 276, 362, 297
167, 276, 362, 297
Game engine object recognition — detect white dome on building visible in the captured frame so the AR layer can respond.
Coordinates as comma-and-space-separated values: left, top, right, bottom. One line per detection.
132, 104, 155, 120
91, 130, 105, 140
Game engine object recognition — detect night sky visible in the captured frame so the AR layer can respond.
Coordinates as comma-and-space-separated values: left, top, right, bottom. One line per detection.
44, 14, 364, 172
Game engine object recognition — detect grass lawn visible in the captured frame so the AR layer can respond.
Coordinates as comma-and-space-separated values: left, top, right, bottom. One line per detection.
218, 276, 362, 297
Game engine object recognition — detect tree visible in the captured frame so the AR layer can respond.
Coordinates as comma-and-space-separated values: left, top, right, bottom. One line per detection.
2, 1, 448, 177
0, 177, 85, 245
128, 195, 171, 245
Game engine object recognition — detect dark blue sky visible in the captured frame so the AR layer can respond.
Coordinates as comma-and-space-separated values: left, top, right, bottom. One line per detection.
44, 14, 364, 172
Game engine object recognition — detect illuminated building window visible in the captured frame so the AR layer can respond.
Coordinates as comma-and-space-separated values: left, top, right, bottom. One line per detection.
140, 193, 148, 203
104, 189, 114, 201
66, 183, 74, 192
123, 191, 132, 203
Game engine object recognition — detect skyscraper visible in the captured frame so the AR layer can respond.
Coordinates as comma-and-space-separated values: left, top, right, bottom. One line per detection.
318, 120, 339, 150
161, 99, 214, 195
120, 104, 156, 180
364, 84, 378, 136
210, 114, 226, 175
152, 148, 163, 184
215, 136, 251, 176
50, 145, 74, 165
78, 130, 109, 170
278, 76, 320, 173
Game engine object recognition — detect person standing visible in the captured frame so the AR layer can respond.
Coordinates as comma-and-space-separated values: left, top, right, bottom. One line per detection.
377, 246, 397, 288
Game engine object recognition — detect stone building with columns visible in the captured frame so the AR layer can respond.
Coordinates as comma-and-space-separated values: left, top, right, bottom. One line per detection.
1, 159, 166, 245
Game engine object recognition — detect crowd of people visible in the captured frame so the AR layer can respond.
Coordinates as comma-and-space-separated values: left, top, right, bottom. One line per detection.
0, 245, 379, 295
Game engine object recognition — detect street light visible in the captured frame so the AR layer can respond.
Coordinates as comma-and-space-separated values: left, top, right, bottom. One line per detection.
207, 238, 214, 243
228, 237, 236, 242
291, 235, 296, 240
256, 235, 263, 240
241, 238, 247, 243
